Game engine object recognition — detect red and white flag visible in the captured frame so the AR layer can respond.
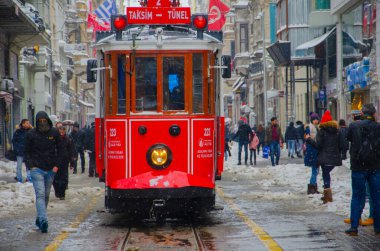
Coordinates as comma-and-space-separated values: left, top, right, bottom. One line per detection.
208, 0, 230, 31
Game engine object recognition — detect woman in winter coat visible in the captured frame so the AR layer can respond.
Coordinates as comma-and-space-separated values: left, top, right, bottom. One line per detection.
12, 119, 32, 182
304, 112, 320, 194
306, 110, 342, 203
53, 126, 76, 200
249, 130, 260, 165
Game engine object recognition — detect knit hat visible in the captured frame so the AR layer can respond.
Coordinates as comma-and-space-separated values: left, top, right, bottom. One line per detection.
309, 112, 320, 122
320, 110, 333, 124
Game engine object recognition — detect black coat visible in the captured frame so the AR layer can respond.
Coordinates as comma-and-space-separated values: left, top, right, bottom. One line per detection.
347, 118, 380, 171
59, 135, 76, 167
69, 129, 85, 153
306, 121, 342, 167
234, 124, 253, 144
84, 126, 95, 152
295, 124, 305, 140
24, 111, 64, 171
12, 128, 30, 157
285, 125, 297, 141
338, 126, 349, 151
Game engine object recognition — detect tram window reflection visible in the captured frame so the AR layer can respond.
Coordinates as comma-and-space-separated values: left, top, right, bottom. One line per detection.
118, 54, 126, 114
135, 57, 157, 111
163, 57, 185, 111
192, 54, 203, 114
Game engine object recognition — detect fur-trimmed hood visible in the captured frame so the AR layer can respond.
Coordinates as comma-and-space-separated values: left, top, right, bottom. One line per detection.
319, 120, 338, 133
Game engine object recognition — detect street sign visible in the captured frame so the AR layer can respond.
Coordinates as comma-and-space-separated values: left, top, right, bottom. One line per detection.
126, 7, 191, 25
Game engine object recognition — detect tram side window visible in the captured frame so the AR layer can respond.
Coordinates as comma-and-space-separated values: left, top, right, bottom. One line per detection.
118, 55, 126, 114
163, 57, 185, 111
192, 54, 203, 114
135, 57, 157, 111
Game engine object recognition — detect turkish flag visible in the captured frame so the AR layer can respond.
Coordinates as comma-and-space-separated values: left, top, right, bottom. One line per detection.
208, 0, 230, 31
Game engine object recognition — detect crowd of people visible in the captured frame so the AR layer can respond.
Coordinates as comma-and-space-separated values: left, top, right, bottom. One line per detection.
10, 111, 96, 233
225, 103, 380, 236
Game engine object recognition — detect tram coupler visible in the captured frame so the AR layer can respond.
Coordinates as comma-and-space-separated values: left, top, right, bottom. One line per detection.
149, 199, 166, 221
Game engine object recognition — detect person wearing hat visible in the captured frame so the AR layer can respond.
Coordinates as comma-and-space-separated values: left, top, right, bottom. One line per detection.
69, 122, 85, 174
306, 110, 342, 204
345, 104, 380, 236
304, 112, 320, 194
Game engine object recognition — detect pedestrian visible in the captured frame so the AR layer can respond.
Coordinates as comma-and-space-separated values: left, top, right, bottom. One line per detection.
304, 112, 320, 194
345, 104, 380, 236
53, 126, 75, 200
285, 121, 297, 158
69, 122, 86, 174
256, 124, 265, 155
295, 121, 305, 158
55, 121, 63, 129
84, 122, 97, 177
264, 117, 284, 166
224, 122, 232, 161
338, 119, 349, 160
12, 119, 32, 183
305, 110, 342, 203
24, 111, 64, 233
249, 130, 259, 165
233, 119, 253, 165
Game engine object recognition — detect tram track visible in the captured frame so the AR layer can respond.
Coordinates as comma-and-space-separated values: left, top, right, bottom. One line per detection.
116, 220, 208, 251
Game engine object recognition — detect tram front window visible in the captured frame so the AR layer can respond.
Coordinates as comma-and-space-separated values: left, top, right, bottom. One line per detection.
135, 57, 157, 111
163, 57, 185, 111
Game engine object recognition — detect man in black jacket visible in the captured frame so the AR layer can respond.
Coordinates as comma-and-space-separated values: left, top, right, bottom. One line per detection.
84, 122, 96, 177
24, 111, 64, 233
233, 119, 253, 165
345, 104, 380, 236
69, 122, 85, 174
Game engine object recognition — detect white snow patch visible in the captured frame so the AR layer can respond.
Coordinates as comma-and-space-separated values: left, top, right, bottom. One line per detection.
149, 176, 164, 187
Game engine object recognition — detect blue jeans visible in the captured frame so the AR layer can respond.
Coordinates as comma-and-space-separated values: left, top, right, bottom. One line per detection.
238, 141, 248, 164
321, 165, 335, 189
31, 168, 56, 223
350, 170, 380, 230
16, 156, 23, 182
270, 141, 281, 166
309, 165, 319, 185
366, 182, 374, 218
288, 140, 296, 157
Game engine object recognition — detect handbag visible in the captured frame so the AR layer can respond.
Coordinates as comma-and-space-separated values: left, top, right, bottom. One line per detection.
262, 146, 270, 159
5, 149, 17, 161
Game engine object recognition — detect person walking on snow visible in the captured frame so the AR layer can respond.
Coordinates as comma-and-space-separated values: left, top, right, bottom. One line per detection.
265, 117, 284, 166
305, 110, 342, 204
345, 104, 380, 236
24, 111, 64, 233
256, 124, 265, 154
233, 119, 253, 165
304, 112, 320, 194
53, 126, 76, 200
249, 130, 259, 165
12, 119, 32, 183
224, 122, 232, 161
285, 121, 297, 158
338, 119, 349, 160
69, 122, 86, 174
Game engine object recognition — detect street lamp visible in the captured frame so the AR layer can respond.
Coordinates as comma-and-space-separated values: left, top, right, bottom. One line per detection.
256, 11, 267, 124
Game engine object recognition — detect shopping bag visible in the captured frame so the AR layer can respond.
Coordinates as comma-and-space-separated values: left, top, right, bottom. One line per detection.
262, 146, 270, 159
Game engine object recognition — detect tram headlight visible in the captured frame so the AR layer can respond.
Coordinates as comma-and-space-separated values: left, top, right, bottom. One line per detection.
146, 144, 172, 170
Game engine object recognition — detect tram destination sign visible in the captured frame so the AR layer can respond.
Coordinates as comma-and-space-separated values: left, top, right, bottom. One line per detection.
126, 7, 191, 25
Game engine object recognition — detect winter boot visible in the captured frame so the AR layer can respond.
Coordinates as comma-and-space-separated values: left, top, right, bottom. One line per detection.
35, 218, 40, 228
40, 220, 48, 233
345, 227, 358, 236
307, 184, 318, 195
322, 188, 333, 204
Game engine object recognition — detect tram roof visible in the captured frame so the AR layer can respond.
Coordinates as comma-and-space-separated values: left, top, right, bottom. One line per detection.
94, 26, 223, 51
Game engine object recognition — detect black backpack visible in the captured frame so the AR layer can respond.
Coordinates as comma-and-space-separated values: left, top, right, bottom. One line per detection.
356, 122, 379, 166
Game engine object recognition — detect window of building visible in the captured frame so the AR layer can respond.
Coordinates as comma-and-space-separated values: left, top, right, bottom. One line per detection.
240, 24, 249, 52
315, 0, 330, 10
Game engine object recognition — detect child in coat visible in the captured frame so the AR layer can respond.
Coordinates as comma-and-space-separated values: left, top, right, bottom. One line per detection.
249, 130, 260, 165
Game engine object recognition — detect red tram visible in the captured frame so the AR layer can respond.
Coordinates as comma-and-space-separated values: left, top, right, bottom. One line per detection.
87, 0, 231, 218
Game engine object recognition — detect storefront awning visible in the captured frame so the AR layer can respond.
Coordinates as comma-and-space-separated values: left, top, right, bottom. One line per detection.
78, 99, 94, 108
232, 77, 245, 92
296, 28, 336, 51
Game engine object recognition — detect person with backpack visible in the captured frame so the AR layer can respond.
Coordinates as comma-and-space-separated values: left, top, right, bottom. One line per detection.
305, 110, 342, 204
345, 104, 380, 236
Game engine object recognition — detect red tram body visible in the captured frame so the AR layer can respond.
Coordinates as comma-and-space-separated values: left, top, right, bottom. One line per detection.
89, 1, 229, 218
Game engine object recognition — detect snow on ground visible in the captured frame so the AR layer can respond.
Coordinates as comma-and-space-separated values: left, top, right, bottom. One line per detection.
223, 143, 371, 219
0, 159, 102, 218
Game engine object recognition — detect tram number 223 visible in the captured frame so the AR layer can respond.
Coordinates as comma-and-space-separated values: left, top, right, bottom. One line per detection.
110, 128, 117, 137
204, 128, 211, 137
